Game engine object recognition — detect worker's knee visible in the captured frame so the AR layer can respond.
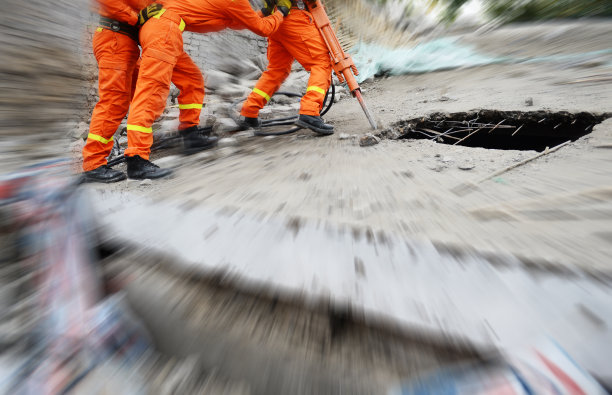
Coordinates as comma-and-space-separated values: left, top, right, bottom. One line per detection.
137, 56, 175, 85
94, 95, 129, 123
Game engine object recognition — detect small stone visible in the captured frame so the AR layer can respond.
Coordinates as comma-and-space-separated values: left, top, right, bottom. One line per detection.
439, 96, 450, 102
359, 134, 380, 147
139, 179, 153, 186
458, 163, 475, 171
441, 156, 454, 163
525, 97, 534, 106
338, 133, 351, 140
218, 137, 238, 147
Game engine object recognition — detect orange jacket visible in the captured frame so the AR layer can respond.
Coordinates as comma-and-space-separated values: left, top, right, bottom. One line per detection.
94, 0, 151, 25
164, 0, 283, 36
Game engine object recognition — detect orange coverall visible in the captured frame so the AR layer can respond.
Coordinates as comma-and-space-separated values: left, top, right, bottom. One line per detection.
241, 8, 332, 119
84, 0, 207, 170
124, 0, 284, 160
82, 0, 146, 171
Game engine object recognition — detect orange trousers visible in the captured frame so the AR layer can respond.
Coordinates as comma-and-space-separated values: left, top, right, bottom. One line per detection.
125, 10, 204, 159
82, 29, 140, 171
241, 9, 331, 118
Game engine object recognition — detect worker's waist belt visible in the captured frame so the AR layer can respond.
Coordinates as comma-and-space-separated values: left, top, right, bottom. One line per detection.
98, 17, 139, 42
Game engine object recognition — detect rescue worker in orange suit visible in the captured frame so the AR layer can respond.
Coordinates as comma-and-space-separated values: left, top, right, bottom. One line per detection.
82, 0, 148, 183
82, 2, 218, 183
123, 0, 290, 180
240, 0, 334, 135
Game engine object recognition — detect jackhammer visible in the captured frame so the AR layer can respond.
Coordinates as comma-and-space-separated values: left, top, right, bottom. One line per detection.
305, 0, 377, 130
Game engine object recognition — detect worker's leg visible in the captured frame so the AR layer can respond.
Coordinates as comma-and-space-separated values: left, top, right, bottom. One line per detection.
82, 30, 139, 171
283, 11, 332, 116
170, 51, 217, 153
125, 14, 183, 160
170, 52, 205, 130
240, 38, 294, 118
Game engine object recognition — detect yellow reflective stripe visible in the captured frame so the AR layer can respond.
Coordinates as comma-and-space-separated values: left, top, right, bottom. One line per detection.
87, 133, 114, 144
306, 86, 326, 95
153, 9, 185, 31
127, 124, 153, 134
178, 103, 203, 110
96, 27, 103, 32
253, 88, 271, 102
152, 9, 166, 19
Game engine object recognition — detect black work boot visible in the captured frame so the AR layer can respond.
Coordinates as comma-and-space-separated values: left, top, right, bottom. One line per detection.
180, 126, 218, 155
83, 165, 126, 183
238, 116, 261, 130
296, 115, 334, 135
125, 155, 172, 180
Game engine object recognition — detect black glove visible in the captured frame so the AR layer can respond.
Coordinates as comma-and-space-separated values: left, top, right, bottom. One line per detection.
261, 0, 276, 16
276, 0, 291, 16
138, 3, 163, 25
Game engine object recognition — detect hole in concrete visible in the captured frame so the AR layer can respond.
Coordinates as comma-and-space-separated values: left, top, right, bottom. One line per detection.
385, 111, 610, 151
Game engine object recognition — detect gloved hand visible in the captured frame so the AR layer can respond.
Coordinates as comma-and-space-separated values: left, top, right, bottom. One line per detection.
276, 0, 291, 16
261, 0, 276, 16
137, 3, 163, 25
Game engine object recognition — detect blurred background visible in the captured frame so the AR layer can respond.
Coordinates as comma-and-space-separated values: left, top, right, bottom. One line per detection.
1, 0, 611, 393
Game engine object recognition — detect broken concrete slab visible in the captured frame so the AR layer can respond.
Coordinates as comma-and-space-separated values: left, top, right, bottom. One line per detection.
93, 189, 612, 381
